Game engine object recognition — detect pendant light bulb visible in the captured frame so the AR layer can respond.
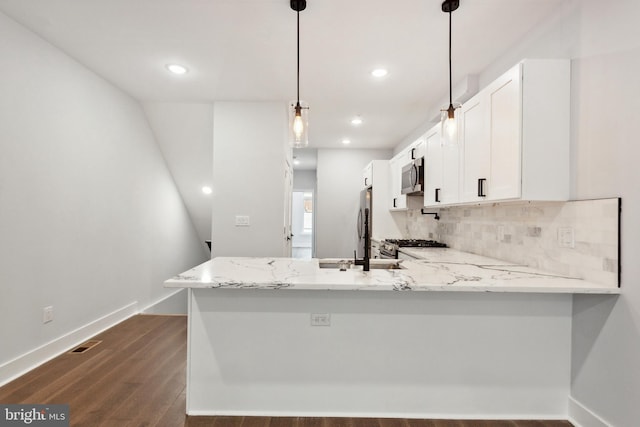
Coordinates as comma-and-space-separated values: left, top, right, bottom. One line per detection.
293, 104, 304, 139
442, 104, 457, 139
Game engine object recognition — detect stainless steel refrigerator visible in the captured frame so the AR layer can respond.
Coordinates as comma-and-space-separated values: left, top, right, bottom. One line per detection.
356, 187, 372, 258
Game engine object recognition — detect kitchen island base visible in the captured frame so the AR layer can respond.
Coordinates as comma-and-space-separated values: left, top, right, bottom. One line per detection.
187, 288, 572, 418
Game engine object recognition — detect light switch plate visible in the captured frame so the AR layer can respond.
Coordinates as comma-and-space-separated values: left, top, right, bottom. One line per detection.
235, 215, 250, 226
43, 306, 54, 323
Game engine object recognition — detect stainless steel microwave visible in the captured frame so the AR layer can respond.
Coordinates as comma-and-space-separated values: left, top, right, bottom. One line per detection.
401, 157, 424, 195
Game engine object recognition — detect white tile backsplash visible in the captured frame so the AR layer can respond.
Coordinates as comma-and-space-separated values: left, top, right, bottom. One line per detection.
405, 199, 620, 287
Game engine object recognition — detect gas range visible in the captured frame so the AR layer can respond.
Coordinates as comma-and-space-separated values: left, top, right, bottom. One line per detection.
379, 239, 447, 258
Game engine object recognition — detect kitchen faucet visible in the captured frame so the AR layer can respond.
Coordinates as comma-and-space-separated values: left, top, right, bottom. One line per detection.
354, 208, 371, 271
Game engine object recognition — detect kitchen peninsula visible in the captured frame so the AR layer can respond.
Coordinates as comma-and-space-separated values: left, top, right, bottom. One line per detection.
165, 251, 618, 294
165, 250, 617, 418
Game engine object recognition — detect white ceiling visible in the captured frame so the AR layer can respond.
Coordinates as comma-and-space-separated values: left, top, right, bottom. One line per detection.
0, 0, 568, 149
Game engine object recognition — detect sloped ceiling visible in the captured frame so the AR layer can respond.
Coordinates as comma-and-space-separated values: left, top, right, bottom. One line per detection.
142, 103, 213, 248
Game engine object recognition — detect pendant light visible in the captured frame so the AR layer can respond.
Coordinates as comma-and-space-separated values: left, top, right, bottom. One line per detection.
289, 0, 309, 148
441, 0, 461, 142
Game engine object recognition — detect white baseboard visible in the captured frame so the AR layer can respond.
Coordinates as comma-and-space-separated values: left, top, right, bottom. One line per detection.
142, 289, 187, 315
186, 410, 567, 419
0, 301, 138, 387
569, 396, 611, 427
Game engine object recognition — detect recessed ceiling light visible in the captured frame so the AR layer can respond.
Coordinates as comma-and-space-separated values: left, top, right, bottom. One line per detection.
351, 117, 363, 126
293, 159, 301, 165
166, 64, 189, 75
342, 139, 351, 145
371, 68, 388, 78
202, 186, 212, 195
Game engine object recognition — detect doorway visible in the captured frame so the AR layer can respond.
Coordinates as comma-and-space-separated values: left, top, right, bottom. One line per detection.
291, 191, 314, 259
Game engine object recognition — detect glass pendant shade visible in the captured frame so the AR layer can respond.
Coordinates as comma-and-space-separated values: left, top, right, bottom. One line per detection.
440, 104, 459, 145
289, 100, 309, 148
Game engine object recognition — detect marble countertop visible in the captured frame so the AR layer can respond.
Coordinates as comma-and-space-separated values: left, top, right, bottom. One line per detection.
164, 248, 619, 294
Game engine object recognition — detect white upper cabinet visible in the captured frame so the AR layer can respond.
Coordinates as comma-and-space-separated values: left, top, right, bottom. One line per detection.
388, 153, 407, 210
459, 59, 570, 203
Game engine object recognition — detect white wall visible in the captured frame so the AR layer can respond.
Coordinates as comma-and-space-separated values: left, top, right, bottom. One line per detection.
568, 25, 640, 427
316, 149, 391, 258
0, 11, 205, 381
293, 169, 317, 192
212, 102, 289, 257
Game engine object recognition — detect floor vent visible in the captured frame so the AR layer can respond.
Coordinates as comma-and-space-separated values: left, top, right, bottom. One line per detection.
69, 340, 102, 354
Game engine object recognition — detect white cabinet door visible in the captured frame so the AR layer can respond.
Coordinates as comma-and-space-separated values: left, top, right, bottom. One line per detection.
460, 96, 489, 202
487, 64, 522, 200
388, 155, 407, 210
424, 126, 443, 206
424, 122, 460, 207
408, 138, 426, 161
440, 135, 460, 204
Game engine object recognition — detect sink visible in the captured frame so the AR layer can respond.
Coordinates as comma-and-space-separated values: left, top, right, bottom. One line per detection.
318, 259, 404, 270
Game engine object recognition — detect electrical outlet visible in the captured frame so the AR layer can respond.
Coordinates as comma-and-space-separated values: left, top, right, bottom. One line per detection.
235, 215, 250, 226
558, 227, 575, 248
43, 306, 54, 324
310, 313, 331, 326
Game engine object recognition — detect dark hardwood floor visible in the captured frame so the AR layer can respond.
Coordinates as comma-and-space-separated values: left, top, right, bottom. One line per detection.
0, 315, 573, 427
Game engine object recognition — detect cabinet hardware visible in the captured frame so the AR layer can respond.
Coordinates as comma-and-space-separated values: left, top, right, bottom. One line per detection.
477, 178, 487, 197
435, 188, 441, 203
411, 147, 416, 160
364, 177, 368, 186
393, 198, 397, 208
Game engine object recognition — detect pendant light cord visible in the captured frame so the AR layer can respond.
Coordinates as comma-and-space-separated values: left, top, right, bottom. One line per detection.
297, 9, 300, 105
448, 8, 452, 107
